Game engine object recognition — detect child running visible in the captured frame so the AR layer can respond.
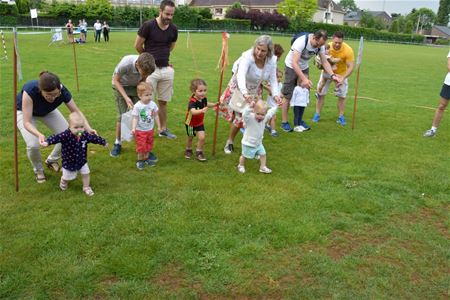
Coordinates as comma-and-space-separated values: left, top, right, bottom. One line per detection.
132, 82, 160, 170
40, 112, 107, 196
238, 100, 278, 174
291, 85, 311, 132
184, 78, 217, 161
264, 69, 283, 137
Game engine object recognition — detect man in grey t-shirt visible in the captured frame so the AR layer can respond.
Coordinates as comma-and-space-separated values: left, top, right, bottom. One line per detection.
110, 52, 155, 157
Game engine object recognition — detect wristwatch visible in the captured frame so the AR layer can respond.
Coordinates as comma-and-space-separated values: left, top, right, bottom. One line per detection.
331, 73, 336, 79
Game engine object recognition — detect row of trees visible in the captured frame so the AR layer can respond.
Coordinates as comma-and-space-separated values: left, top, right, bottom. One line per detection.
225, 2, 288, 31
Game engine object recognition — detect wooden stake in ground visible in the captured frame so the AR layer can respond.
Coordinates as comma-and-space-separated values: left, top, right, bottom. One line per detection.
212, 32, 229, 156
352, 36, 364, 130
13, 29, 19, 191
72, 42, 79, 92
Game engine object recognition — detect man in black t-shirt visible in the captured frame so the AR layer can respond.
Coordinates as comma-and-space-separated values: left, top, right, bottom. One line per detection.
134, 0, 178, 139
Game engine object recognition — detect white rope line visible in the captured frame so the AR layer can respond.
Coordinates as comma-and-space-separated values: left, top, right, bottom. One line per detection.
0, 30, 7, 60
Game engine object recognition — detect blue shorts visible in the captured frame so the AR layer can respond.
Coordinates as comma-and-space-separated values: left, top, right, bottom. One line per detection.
242, 144, 266, 159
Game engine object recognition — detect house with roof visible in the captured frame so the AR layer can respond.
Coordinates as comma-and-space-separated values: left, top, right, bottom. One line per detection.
312, 0, 345, 25
344, 10, 392, 27
431, 25, 450, 40
188, 0, 344, 24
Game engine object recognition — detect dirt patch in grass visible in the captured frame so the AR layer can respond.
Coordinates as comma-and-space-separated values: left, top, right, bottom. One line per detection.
151, 263, 203, 296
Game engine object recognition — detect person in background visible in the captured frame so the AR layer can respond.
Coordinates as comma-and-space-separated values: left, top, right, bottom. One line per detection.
102, 21, 110, 42
424, 50, 450, 137
94, 20, 102, 42
135, 0, 178, 139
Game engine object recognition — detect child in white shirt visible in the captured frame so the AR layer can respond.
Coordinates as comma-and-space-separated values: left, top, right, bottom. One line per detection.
290, 85, 310, 132
132, 82, 160, 170
238, 100, 278, 174
265, 69, 283, 137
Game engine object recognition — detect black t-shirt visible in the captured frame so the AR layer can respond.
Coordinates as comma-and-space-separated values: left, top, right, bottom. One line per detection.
137, 19, 178, 68
16, 80, 72, 117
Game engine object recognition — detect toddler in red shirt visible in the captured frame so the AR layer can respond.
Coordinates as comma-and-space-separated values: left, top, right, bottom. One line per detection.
184, 79, 217, 161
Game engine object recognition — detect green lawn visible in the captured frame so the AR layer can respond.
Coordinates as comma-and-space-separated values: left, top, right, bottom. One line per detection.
0, 31, 448, 299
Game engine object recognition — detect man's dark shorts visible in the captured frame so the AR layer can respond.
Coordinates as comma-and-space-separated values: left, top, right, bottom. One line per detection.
282, 66, 309, 100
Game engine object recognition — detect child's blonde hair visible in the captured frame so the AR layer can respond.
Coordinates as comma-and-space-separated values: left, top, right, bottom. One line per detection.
190, 78, 207, 93
254, 100, 268, 114
137, 82, 152, 97
68, 112, 83, 125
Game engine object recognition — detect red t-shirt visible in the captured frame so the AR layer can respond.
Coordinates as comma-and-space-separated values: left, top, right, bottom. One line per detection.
185, 95, 207, 127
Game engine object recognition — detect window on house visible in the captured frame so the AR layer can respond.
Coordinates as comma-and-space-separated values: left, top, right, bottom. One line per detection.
215, 8, 223, 15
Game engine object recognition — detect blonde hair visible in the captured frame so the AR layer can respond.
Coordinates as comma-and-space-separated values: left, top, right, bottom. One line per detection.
68, 112, 83, 126
254, 100, 267, 114
137, 82, 152, 97
190, 78, 207, 93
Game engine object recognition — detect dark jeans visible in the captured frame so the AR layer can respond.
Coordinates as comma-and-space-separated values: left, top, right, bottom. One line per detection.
95, 30, 101, 42
103, 30, 109, 42
293, 106, 305, 126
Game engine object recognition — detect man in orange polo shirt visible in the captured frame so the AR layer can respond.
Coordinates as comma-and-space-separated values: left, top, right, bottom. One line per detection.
313, 31, 354, 126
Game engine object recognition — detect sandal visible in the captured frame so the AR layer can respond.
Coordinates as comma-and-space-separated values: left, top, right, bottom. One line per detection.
35, 171, 46, 184
60, 179, 68, 191
83, 186, 94, 197
45, 160, 61, 172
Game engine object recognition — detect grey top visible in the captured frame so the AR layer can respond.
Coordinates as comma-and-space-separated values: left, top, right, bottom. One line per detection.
112, 55, 141, 87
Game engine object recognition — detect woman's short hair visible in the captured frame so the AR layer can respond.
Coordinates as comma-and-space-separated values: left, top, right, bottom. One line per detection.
253, 35, 274, 58
136, 53, 156, 77
38, 71, 61, 92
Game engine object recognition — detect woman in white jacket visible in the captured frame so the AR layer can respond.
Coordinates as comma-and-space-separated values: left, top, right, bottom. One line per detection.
219, 35, 282, 154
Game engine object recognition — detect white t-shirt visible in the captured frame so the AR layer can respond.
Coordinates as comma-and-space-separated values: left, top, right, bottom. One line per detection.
284, 34, 325, 71
267, 82, 282, 108
290, 86, 310, 107
94, 22, 102, 30
132, 101, 158, 131
444, 51, 450, 86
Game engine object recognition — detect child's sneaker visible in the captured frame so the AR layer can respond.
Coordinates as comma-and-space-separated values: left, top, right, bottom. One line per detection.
312, 113, 320, 123
83, 186, 94, 197
237, 164, 245, 173
59, 179, 68, 191
145, 159, 156, 167
300, 121, 311, 131
281, 122, 293, 132
337, 115, 346, 126
259, 166, 272, 174
224, 143, 234, 154
423, 129, 436, 137
265, 124, 272, 133
184, 149, 193, 159
293, 125, 304, 132
271, 130, 278, 137
147, 152, 158, 162
196, 151, 207, 162
136, 160, 145, 170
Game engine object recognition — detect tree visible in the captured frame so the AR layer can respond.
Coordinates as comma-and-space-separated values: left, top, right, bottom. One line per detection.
277, 0, 316, 22
360, 11, 375, 28
226, 1, 242, 15
436, 0, 449, 25
15, 0, 30, 14
407, 8, 436, 32
85, 0, 112, 20
225, 7, 247, 19
197, 8, 212, 19
389, 19, 400, 33
338, 0, 358, 13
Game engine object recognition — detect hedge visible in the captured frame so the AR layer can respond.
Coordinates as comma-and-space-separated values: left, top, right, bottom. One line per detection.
0, 3, 18, 16
197, 19, 250, 31
290, 21, 424, 43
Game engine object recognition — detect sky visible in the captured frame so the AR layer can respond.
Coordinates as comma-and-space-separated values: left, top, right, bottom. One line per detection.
345, 0, 440, 15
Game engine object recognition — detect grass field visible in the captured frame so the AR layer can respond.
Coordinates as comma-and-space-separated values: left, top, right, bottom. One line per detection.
0, 31, 448, 298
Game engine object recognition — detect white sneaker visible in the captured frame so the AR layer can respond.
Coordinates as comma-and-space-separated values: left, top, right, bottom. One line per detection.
259, 166, 272, 174
224, 143, 234, 154
237, 164, 245, 173
423, 129, 436, 137
293, 125, 304, 132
